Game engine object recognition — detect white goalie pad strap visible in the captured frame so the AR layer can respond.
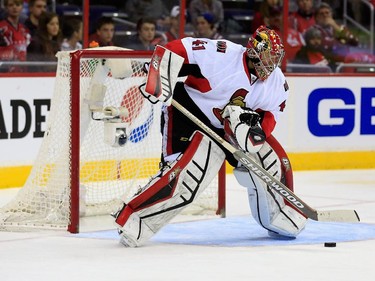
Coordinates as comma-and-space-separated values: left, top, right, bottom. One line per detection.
104, 56, 133, 79
83, 62, 110, 111
144, 45, 185, 105
114, 131, 225, 247
234, 143, 307, 237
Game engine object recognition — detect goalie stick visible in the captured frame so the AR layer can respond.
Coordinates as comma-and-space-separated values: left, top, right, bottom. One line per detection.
171, 99, 360, 223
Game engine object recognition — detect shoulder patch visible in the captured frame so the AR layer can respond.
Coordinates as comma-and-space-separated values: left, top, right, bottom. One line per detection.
216, 41, 227, 53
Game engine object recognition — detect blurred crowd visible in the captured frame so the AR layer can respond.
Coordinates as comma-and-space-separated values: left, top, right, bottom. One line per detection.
0, 0, 374, 73
256, 0, 375, 72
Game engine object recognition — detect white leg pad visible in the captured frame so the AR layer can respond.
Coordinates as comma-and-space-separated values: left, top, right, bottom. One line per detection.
114, 131, 225, 246
234, 144, 307, 238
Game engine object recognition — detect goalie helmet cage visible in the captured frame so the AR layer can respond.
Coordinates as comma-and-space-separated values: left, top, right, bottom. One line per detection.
0, 47, 226, 233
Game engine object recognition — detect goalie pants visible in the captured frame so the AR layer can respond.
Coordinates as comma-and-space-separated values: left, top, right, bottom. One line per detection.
161, 82, 239, 166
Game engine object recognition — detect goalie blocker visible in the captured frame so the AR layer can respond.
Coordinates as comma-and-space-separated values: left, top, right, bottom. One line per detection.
114, 131, 225, 247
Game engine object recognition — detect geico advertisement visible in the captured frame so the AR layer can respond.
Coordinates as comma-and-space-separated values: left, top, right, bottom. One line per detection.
274, 76, 375, 152
0, 76, 374, 165
0, 77, 54, 165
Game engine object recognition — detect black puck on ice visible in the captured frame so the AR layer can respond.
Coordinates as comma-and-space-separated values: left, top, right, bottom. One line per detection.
324, 242, 336, 247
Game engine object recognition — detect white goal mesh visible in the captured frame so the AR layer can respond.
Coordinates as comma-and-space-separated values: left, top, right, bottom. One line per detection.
0, 47, 225, 232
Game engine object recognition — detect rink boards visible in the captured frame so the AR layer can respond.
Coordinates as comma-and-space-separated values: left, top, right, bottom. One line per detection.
0, 75, 374, 188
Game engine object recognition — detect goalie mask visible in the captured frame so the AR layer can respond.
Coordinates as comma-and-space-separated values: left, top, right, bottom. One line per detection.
246, 26, 285, 81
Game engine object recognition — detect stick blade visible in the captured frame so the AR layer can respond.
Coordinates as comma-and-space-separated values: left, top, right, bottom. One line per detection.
317, 210, 360, 223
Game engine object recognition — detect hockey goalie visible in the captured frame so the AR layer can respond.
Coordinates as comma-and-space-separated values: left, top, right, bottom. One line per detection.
113, 26, 308, 247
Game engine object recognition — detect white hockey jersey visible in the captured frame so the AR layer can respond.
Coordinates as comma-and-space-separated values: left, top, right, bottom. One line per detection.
164, 37, 289, 137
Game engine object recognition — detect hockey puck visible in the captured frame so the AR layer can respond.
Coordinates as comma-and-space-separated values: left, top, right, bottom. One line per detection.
324, 242, 336, 247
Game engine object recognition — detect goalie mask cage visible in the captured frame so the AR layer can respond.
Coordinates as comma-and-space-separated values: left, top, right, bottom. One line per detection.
0, 47, 226, 233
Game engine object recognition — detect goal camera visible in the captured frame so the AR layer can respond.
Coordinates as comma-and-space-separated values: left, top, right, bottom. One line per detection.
104, 122, 128, 147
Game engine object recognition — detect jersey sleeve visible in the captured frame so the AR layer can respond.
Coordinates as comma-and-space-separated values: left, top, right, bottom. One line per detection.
164, 37, 217, 92
258, 68, 289, 137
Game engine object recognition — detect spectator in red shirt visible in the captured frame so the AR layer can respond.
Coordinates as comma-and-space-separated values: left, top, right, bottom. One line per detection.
267, 6, 304, 62
290, 0, 316, 35
294, 26, 334, 70
88, 17, 115, 47
251, 0, 280, 33
0, 0, 30, 70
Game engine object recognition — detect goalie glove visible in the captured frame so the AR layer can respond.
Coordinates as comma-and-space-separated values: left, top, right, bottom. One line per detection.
222, 105, 266, 154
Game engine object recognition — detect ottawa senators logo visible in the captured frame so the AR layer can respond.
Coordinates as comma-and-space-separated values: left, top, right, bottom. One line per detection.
212, 88, 249, 124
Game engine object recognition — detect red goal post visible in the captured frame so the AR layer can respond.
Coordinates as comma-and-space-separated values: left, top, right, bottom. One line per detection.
0, 47, 226, 233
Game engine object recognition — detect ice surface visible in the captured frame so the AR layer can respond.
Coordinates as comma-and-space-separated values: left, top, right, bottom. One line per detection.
1, 170, 374, 281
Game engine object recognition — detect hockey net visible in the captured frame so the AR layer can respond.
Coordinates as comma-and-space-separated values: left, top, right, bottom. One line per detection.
0, 47, 225, 233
